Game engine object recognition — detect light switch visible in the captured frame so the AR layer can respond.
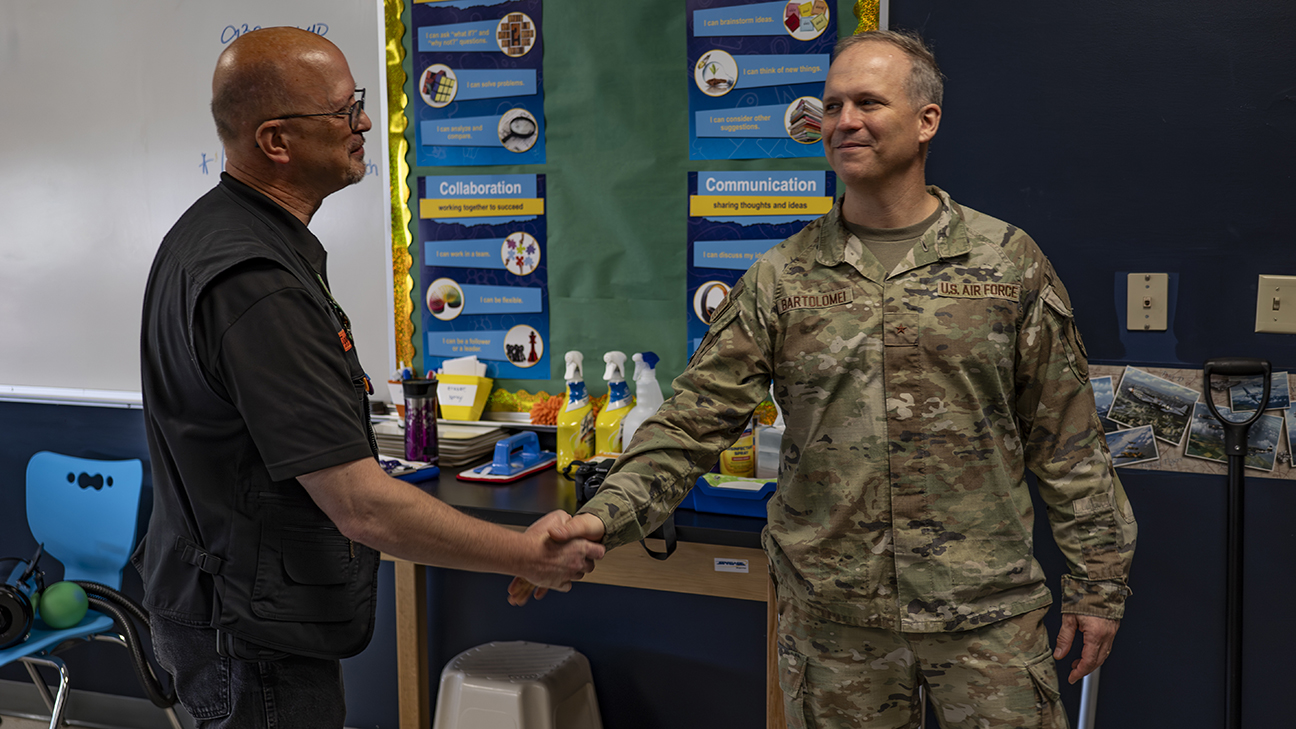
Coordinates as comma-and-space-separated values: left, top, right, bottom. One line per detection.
1126, 273, 1168, 331
1255, 275, 1296, 334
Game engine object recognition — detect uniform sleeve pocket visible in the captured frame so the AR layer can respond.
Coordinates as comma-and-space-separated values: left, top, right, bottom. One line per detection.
688, 291, 742, 368
1041, 285, 1089, 383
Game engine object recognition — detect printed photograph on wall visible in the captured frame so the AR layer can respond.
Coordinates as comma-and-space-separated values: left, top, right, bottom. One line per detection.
1108, 367, 1199, 445
1229, 371, 1290, 412
1106, 425, 1159, 468
1091, 375, 1121, 433
1186, 402, 1283, 472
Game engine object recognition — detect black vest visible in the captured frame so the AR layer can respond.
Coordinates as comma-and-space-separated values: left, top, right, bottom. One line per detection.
137, 176, 379, 659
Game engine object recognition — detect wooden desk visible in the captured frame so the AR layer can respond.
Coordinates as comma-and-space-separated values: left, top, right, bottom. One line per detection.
384, 467, 783, 729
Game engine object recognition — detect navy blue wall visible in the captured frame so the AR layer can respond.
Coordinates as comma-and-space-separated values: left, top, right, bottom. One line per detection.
889, 1, 1296, 726
892, 0, 1296, 371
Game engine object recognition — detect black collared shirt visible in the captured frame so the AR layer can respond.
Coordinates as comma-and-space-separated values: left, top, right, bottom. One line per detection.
139, 172, 376, 633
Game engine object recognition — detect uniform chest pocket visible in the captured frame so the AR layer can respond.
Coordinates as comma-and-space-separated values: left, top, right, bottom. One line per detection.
921, 279, 1020, 360
773, 283, 871, 381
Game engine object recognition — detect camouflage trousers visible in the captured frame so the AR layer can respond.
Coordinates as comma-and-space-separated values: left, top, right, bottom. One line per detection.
776, 598, 1067, 729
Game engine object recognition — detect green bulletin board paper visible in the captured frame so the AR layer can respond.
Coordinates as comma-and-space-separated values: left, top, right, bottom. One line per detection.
399, 1, 845, 396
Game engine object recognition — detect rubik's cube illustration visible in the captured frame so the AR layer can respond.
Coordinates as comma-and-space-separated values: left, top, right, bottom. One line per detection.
424, 69, 455, 105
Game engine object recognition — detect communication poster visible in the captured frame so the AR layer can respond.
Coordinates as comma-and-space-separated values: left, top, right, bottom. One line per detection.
687, 0, 835, 160
686, 171, 835, 355
419, 174, 550, 378
413, 0, 544, 166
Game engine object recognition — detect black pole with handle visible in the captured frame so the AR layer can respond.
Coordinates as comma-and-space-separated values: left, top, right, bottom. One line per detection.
1201, 357, 1270, 729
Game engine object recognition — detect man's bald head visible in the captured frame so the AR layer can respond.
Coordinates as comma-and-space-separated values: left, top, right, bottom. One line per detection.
211, 27, 346, 146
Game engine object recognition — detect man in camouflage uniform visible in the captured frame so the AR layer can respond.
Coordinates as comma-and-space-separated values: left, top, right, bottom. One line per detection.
513, 29, 1136, 728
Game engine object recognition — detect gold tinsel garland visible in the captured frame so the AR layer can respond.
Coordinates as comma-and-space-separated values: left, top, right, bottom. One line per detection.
853, 0, 880, 33
385, 0, 415, 371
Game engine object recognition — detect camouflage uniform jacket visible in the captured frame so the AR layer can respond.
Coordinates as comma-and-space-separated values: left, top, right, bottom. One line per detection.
580, 188, 1137, 632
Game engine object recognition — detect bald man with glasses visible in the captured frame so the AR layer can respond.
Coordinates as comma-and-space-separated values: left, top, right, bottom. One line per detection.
138, 27, 603, 728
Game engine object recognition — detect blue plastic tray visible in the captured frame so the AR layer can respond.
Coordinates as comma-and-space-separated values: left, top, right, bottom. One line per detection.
679, 475, 775, 518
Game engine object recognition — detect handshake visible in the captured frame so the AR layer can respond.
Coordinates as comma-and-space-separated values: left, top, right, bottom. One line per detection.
506, 511, 608, 607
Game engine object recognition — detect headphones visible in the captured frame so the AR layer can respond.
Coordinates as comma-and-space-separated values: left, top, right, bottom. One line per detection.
0, 544, 46, 649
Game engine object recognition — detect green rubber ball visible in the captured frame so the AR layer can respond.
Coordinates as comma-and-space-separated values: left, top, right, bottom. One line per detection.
38, 582, 88, 629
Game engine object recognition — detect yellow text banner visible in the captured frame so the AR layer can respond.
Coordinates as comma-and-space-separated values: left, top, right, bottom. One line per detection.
689, 195, 833, 217
420, 198, 545, 218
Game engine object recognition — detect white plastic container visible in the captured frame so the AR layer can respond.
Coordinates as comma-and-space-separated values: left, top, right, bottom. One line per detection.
619, 351, 663, 447
754, 425, 783, 480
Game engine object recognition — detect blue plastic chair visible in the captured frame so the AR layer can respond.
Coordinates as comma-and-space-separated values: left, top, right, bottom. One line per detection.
0, 451, 180, 729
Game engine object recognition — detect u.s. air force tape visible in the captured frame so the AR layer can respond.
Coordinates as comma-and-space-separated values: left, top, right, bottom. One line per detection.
937, 281, 1021, 301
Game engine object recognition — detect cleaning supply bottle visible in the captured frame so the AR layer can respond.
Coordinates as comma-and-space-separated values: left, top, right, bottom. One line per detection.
720, 419, 756, 477
620, 351, 664, 447
755, 385, 785, 480
556, 351, 595, 478
595, 351, 634, 455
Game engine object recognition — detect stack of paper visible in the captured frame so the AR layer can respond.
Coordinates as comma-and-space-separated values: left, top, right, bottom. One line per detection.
371, 417, 508, 467
439, 355, 488, 377
437, 423, 509, 467
371, 417, 408, 460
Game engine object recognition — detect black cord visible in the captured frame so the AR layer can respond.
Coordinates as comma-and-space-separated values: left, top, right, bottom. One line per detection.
72, 582, 175, 709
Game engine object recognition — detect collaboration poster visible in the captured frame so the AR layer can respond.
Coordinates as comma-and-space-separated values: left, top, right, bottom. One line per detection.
686, 171, 835, 355
419, 174, 550, 378
687, 0, 835, 160
413, 0, 544, 166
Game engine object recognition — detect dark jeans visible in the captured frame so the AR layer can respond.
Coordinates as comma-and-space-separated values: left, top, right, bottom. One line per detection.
151, 616, 346, 729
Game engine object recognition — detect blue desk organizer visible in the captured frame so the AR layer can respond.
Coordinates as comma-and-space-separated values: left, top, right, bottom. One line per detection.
679, 475, 776, 518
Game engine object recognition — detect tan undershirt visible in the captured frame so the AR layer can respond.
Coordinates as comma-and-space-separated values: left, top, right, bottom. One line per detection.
842, 203, 942, 277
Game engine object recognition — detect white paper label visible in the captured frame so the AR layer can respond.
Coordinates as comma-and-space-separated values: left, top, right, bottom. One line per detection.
438, 382, 478, 407
714, 558, 749, 574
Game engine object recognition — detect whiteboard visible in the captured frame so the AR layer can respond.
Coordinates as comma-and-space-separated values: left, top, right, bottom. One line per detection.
0, 0, 395, 405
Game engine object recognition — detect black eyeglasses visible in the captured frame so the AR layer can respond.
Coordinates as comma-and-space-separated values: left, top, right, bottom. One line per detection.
263, 88, 366, 132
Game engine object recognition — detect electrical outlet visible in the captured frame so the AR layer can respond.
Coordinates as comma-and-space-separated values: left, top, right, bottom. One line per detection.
1255, 275, 1296, 334
1126, 273, 1168, 331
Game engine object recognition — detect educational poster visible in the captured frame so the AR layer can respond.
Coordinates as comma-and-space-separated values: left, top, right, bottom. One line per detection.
413, 0, 544, 166
687, 0, 835, 160
686, 171, 835, 355
419, 174, 549, 378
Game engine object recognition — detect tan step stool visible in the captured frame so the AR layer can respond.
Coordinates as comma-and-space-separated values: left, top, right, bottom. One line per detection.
432, 641, 603, 729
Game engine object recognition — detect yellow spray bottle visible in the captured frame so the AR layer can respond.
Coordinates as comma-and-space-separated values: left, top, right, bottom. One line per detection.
595, 351, 634, 456
556, 351, 595, 479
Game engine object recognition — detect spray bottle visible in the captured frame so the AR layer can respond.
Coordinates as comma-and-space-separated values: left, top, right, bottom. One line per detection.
595, 351, 634, 455
556, 351, 596, 478
620, 351, 663, 447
